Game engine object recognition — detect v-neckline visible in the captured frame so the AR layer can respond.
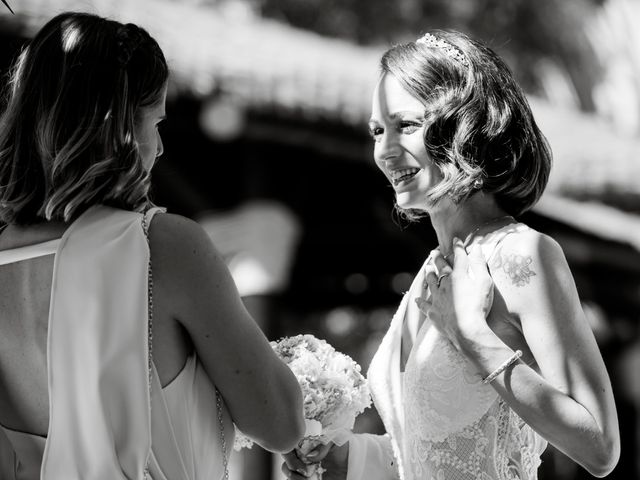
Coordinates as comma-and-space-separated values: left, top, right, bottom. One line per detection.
399, 254, 434, 373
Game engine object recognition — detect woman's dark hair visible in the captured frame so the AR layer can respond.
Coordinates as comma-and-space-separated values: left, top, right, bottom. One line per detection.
0, 12, 168, 224
381, 29, 552, 218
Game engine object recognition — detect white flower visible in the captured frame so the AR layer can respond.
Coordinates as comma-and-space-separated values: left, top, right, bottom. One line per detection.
234, 334, 372, 450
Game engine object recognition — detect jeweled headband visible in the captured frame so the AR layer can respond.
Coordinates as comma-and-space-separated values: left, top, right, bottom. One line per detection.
416, 33, 469, 68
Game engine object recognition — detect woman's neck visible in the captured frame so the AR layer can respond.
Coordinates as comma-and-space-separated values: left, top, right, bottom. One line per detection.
428, 193, 512, 257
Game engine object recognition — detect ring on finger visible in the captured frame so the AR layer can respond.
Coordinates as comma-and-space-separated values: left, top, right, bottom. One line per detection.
436, 272, 450, 287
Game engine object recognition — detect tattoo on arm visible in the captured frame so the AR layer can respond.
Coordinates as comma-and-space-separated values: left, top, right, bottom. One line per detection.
491, 248, 537, 287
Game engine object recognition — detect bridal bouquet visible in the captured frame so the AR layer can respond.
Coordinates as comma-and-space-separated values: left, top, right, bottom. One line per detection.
235, 334, 371, 476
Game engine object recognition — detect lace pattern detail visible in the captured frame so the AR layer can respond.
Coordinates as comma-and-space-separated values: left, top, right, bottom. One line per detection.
405, 400, 546, 480
367, 222, 547, 480
403, 324, 497, 443
494, 401, 546, 480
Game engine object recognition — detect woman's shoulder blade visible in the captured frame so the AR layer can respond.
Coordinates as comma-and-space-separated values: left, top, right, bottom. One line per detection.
148, 212, 220, 256
148, 212, 204, 239
146, 212, 229, 292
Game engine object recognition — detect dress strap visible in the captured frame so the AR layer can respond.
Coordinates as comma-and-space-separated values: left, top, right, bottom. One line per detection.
142, 206, 166, 236
0, 238, 61, 266
473, 222, 529, 264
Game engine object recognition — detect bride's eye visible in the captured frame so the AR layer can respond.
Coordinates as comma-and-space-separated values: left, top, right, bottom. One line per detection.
368, 125, 384, 142
398, 121, 422, 135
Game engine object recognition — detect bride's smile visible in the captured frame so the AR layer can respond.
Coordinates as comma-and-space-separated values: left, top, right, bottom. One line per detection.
369, 73, 444, 211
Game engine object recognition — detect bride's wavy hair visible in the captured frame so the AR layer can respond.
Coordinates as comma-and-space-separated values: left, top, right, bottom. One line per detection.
0, 12, 168, 224
380, 29, 552, 219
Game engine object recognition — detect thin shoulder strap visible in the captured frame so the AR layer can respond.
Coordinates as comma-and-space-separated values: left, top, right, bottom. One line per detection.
481, 223, 529, 264
142, 206, 165, 236
0, 238, 62, 266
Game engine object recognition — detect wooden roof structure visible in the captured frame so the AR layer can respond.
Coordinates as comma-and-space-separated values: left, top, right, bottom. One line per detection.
2, 0, 640, 250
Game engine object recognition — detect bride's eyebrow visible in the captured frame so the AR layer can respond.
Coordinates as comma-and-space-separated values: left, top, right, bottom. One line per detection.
389, 110, 424, 119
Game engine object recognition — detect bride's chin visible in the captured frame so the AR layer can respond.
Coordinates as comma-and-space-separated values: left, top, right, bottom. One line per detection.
395, 195, 430, 212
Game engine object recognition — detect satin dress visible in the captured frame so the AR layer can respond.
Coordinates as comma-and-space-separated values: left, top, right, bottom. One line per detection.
0, 206, 233, 480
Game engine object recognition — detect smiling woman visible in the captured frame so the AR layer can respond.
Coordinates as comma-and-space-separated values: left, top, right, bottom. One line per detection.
369, 74, 444, 211
283, 29, 620, 480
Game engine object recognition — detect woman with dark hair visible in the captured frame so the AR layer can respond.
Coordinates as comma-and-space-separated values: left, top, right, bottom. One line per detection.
283, 30, 619, 480
0, 12, 304, 479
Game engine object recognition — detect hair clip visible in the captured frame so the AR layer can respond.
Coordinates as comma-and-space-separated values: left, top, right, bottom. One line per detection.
416, 33, 469, 68
117, 24, 145, 68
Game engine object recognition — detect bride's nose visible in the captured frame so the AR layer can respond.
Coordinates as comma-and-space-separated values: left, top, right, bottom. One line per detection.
375, 133, 401, 165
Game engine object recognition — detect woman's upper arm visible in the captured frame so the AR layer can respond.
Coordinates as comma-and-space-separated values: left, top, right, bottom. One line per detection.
147, 213, 304, 451
489, 231, 618, 435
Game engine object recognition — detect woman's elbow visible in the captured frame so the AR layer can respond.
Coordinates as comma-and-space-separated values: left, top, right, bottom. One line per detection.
276, 388, 305, 452
262, 376, 305, 452
583, 434, 620, 478
265, 415, 305, 453
259, 406, 305, 453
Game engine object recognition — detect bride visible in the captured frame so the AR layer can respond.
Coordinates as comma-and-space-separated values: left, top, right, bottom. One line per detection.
283, 29, 619, 480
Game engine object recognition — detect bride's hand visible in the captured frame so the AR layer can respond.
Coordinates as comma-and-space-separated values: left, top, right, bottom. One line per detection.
418, 239, 495, 351
281, 442, 349, 480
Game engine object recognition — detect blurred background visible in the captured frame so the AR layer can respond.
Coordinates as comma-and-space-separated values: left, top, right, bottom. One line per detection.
1, 0, 640, 478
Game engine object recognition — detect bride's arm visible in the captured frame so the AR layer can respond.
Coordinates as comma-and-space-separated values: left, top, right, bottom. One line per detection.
428, 235, 620, 477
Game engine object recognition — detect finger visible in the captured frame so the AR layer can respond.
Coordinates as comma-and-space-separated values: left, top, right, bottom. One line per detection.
432, 250, 452, 273
423, 261, 437, 282
281, 462, 310, 480
452, 237, 469, 272
424, 269, 438, 290
283, 450, 308, 471
282, 450, 298, 462
415, 297, 432, 314
305, 442, 333, 462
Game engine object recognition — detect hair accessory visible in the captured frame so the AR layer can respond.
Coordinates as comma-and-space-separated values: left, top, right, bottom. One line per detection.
473, 178, 483, 189
482, 349, 522, 384
416, 33, 469, 67
117, 24, 145, 67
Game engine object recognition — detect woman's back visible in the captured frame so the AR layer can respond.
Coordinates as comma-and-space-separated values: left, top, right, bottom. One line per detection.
0, 219, 193, 438
0, 224, 65, 437
0, 208, 234, 479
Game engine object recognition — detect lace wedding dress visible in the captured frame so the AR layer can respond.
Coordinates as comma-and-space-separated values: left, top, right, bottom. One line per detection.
347, 223, 547, 480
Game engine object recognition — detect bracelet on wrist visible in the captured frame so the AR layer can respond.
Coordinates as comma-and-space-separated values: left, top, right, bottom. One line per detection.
482, 349, 522, 384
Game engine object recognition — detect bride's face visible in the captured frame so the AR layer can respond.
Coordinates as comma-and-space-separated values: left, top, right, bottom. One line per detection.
369, 73, 443, 212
